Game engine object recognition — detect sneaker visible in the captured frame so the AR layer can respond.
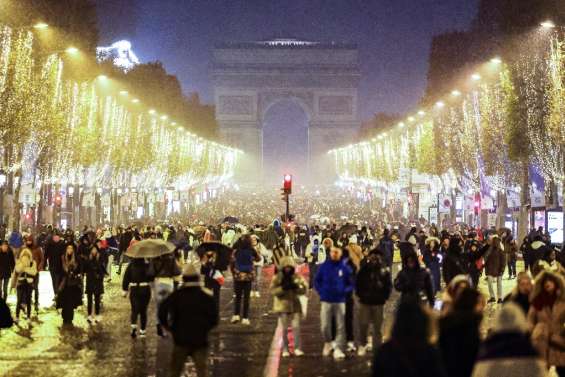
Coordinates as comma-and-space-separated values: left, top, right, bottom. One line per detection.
487, 297, 496, 304
139, 329, 146, 338
333, 348, 346, 360
241, 318, 251, 325
322, 342, 333, 357
231, 315, 240, 324
282, 350, 290, 358
255, 291, 261, 298
87, 315, 94, 323
294, 349, 305, 357
347, 341, 356, 352
131, 326, 137, 338
357, 345, 367, 357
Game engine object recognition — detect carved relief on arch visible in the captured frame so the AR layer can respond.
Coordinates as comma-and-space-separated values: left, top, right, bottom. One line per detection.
258, 91, 314, 120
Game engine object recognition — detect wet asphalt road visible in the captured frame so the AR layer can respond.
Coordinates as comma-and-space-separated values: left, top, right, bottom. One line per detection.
0, 263, 525, 377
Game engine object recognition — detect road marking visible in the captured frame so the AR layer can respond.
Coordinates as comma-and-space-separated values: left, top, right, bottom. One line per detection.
263, 321, 283, 377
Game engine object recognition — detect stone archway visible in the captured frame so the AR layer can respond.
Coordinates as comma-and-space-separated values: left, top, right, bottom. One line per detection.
212, 38, 361, 183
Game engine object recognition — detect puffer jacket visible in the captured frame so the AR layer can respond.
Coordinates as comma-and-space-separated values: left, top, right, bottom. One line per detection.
314, 258, 354, 303
270, 256, 308, 314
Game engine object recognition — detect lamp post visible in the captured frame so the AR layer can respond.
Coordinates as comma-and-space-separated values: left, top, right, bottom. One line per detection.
0, 169, 6, 225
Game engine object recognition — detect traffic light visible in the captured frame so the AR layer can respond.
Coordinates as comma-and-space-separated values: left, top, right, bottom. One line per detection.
283, 174, 292, 194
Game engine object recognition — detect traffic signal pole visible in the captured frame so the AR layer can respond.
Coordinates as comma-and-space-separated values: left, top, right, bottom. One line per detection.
285, 193, 290, 221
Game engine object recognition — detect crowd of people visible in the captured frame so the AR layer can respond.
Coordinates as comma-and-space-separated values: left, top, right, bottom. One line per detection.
0, 188, 564, 377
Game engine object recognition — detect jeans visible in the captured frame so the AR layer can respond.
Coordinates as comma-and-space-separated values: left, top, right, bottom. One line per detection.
487, 275, 503, 300
507, 258, 517, 278
50, 269, 62, 296
33, 274, 39, 309
130, 286, 151, 330
87, 293, 101, 316
252, 266, 262, 292
234, 280, 251, 318
170, 346, 209, 377
358, 303, 384, 351
345, 294, 355, 342
155, 281, 174, 325
279, 313, 302, 351
16, 283, 32, 319
320, 302, 346, 351
308, 263, 318, 289
0, 276, 9, 300
105, 255, 114, 277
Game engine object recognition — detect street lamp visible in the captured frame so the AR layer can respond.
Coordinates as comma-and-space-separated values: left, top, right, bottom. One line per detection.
540, 20, 556, 29
33, 22, 49, 30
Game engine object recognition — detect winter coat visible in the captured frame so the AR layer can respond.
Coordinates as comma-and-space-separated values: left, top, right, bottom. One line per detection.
442, 246, 468, 285
439, 312, 482, 377
530, 241, 551, 273
270, 257, 307, 314
305, 242, 326, 264
422, 242, 441, 293
44, 240, 66, 273
503, 291, 530, 316
158, 282, 218, 350
471, 333, 546, 377
29, 245, 44, 272
378, 236, 394, 267
314, 259, 354, 303
373, 340, 447, 377
57, 256, 83, 309
122, 259, 155, 291
484, 244, 506, 277
8, 231, 23, 249
528, 270, 565, 367
84, 256, 106, 295
394, 265, 435, 306
14, 258, 37, 287
0, 248, 15, 278
231, 247, 259, 281
355, 256, 392, 306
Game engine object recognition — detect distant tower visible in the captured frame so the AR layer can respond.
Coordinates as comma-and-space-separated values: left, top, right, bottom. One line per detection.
96, 40, 140, 72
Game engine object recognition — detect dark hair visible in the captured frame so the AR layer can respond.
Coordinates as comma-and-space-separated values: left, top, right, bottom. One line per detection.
237, 234, 252, 250
453, 287, 480, 312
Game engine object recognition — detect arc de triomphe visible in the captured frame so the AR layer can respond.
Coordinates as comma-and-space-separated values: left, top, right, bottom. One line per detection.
212, 38, 361, 183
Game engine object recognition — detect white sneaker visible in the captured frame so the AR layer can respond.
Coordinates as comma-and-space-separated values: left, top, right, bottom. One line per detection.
241, 318, 251, 325
333, 348, 346, 360
255, 291, 261, 298
230, 315, 240, 324
357, 345, 367, 357
282, 350, 290, 358
347, 341, 356, 352
322, 342, 333, 357
139, 329, 146, 338
294, 349, 305, 357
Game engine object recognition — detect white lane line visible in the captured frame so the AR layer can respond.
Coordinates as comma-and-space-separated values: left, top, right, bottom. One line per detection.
263, 321, 283, 377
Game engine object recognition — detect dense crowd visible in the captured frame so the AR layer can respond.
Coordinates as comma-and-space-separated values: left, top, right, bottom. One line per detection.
0, 189, 564, 377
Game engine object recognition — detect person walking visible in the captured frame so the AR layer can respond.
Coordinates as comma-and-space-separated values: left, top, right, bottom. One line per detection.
484, 235, 506, 304
0, 240, 15, 301
422, 237, 441, 295
158, 264, 218, 377
438, 288, 483, 377
355, 248, 392, 357
394, 250, 435, 307
502, 230, 518, 279
84, 244, 106, 323
251, 234, 265, 298
24, 236, 44, 314
56, 244, 83, 325
314, 246, 354, 360
503, 271, 533, 315
472, 303, 546, 377
12, 248, 37, 323
8, 229, 23, 259
305, 237, 325, 289
122, 257, 154, 338
270, 256, 308, 357
230, 234, 259, 325
372, 298, 447, 377
528, 270, 565, 376
44, 232, 66, 299
201, 251, 223, 320
442, 236, 468, 287
153, 252, 181, 337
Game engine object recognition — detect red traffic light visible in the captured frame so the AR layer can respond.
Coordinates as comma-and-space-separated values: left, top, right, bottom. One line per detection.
283, 174, 292, 194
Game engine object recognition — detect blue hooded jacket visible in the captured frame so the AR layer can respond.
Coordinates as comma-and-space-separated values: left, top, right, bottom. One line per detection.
8, 231, 23, 248
314, 259, 354, 303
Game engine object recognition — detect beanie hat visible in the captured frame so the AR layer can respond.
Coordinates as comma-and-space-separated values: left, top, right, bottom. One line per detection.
182, 263, 200, 278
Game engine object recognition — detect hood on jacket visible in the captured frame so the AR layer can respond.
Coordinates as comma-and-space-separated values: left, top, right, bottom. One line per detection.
18, 248, 33, 261
530, 269, 565, 302
492, 302, 528, 334
447, 274, 472, 293
425, 237, 440, 246
279, 256, 295, 268
531, 240, 545, 250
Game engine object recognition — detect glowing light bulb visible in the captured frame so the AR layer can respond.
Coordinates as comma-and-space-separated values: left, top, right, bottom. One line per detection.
451, 90, 461, 96
471, 73, 481, 81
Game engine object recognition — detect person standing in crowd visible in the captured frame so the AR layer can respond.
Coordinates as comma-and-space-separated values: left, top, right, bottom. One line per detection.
529, 235, 551, 276
442, 236, 468, 286
250, 234, 265, 298
373, 297, 447, 377
122, 257, 154, 338
158, 264, 218, 377
484, 235, 506, 303
117, 226, 134, 275
355, 248, 392, 357
472, 303, 546, 377
422, 237, 442, 295
57, 244, 83, 325
8, 228, 23, 258
270, 256, 307, 357
394, 250, 435, 307
439, 288, 483, 377
24, 236, 44, 314
201, 251, 223, 320
230, 234, 259, 325
154, 252, 181, 337
343, 242, 362, 352
305, 237, 325, 290
314, 246, 354, 360
13, 248, 37, 323
528, 270, 565, 376
502, 231, 518, 279
84, 244, 106, 323
503, 271, 533, 315
467, 239, 484, 288
0, 240, 15, 301
45, 232, 66, 300
378, 229, 394, 269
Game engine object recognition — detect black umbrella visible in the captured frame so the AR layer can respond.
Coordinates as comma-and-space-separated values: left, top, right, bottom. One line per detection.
338, 223, 358, 236
223, 216, 240, 224
196, 242, 233, 271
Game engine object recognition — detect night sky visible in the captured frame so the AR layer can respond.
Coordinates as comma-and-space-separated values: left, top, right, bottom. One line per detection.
96, 0, 478, 120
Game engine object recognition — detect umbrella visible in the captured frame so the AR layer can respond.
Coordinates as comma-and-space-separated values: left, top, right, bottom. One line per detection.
338, 223, 358, 236
223, 216, 239, 224
196, 242, 233, 271
125, 239, 175, 258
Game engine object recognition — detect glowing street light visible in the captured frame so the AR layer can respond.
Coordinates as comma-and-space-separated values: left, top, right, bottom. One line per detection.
131, 98, 140, 104
407, 116, 415, 122
540, 20, 556, 29
65, 46, 79, 54
435, 101, 445, 108
490, 57, 502, 64
160, 115, 168, 120
451, 90, 461, 97
418, 110, 426, 116
471, 73, 481, 81
33, 22, 49, 30
119, 90, 128, 96
148, 109, 156, 115
398, 122, 405, 128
